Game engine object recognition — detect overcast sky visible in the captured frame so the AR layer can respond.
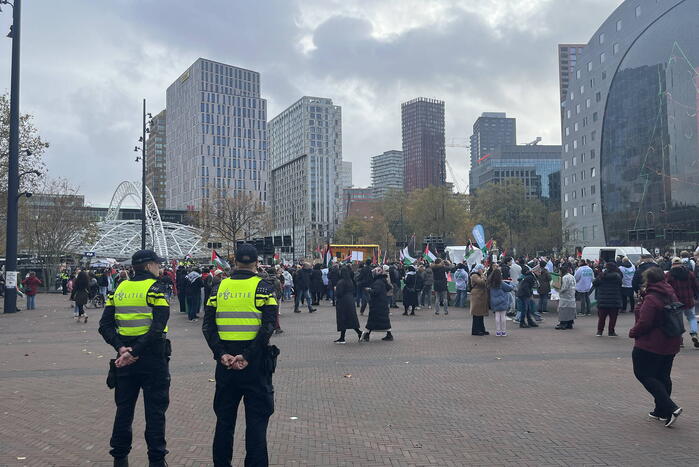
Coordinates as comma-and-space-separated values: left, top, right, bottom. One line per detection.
0, 0, 622, 206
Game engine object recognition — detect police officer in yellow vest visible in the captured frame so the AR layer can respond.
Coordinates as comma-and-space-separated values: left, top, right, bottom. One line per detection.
99, 250, 171, 467
203, 243, 279, 467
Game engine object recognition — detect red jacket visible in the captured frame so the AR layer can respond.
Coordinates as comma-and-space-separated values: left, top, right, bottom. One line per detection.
22, 276, 42, 296
665, 267, 697, 309
629, 281, 681, 355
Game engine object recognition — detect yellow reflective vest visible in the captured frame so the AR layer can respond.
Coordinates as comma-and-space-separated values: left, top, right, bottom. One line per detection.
207, 276, 277, 341
108, 278, 169, 336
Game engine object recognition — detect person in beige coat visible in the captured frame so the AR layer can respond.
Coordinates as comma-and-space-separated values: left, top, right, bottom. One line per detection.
469, 264, 489, 335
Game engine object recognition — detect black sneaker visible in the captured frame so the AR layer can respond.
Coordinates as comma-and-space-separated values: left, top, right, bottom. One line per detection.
334, 338, 346, 345
309, 308, 317, 313
692, 334, 699, 348
665, 407, 682, 427
360, 332, 370, 342
648, 411, 665, 421
381, 333, 394, 341
608, 331, 618, 337
596, 331, 603, 337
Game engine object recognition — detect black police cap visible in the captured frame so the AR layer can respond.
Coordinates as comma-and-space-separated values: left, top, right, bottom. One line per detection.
132, 249, 163, 266
235, 244, 258, 264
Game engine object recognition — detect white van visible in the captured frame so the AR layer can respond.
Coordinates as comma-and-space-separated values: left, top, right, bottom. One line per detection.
581, 246, 651, 265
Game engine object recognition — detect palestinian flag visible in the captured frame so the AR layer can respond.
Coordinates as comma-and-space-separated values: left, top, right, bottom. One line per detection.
324, 245, 333, 267
423, 244, 437, 263
401, 247, 416, 266
212, 250, 230, 269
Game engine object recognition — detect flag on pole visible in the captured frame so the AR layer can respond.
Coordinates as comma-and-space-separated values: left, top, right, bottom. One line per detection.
423, 244, 437, 263
485, 239, 494, 251
401, 247, 416, 265
212, 250, 230, 269
465, 244, 484, 269
324, 245, 333, 267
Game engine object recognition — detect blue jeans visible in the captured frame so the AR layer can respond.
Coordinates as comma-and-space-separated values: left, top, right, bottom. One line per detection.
538, 294, 549, 313
283, 285, 292, 301
516, 297, 536, 323
186, 294, 200, 320
26, 295, 36, 310
455, 289, 467, 308
295, 289, 313, 311
683, 308, 698, 334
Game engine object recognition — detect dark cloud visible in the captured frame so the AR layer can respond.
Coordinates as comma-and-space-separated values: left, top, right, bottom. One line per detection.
0, 0, 622, 202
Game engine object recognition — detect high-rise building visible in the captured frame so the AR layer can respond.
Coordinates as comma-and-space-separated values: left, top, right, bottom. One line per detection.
341, 161, 353, 189
468, 112, 516, 190
371, 150, 404, 197
269, 96, 342, 252
165, 58, 268, 210
558, 44, 586, 104
401, 98, 446, 191
561, 0, 699, 251
473, 144, 562, 200
145, 109, 167, 209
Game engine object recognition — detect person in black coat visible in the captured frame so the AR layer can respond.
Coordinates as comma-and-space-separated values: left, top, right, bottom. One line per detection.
310, 263, 324, 305
328, 264, 341, 306
516, 266, 539, 328
402, 266, 421, 316
361, 266, 393, 342
176, 267, 188, 314
356, 259, 374, 315
334, 266, 362, 344
184, 270, 204, 322
293, 263, 315, 313
593, 262, 623, 336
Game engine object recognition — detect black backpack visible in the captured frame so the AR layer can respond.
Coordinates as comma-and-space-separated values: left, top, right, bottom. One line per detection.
661, 301, 686, 337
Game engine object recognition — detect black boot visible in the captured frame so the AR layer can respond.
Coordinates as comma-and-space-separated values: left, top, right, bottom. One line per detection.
382, 332, 394, 341
149, 460, 168, 467
113, 458, 128, 467
527, 320, 539, 327
520, 322, 529, 328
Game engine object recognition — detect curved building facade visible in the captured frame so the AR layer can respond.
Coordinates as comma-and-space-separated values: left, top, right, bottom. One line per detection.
561, 0, 699, 251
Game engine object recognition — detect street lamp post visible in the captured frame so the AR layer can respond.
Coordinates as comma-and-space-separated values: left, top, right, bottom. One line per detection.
134, 99, 151, 251
3, 0, 22, 314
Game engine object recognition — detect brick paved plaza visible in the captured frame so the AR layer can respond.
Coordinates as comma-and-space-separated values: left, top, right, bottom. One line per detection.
0, 293, 697, 466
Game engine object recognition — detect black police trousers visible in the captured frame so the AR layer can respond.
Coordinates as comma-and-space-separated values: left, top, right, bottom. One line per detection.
213, 360, 274, 467
110, 357, 170, 462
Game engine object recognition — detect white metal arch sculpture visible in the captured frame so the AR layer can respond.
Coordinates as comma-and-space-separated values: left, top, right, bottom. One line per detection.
104, 181, 169, 257
86, 181, 206, 260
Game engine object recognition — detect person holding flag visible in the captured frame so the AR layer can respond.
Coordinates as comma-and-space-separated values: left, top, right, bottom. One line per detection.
212, 250, 230, 270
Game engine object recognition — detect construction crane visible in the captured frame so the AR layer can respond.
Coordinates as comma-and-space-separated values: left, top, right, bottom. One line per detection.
526, 136, 542, 146
445, 139, 470, 193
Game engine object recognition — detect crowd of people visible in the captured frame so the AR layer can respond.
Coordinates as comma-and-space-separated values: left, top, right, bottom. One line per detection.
6, 245, 697, 433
